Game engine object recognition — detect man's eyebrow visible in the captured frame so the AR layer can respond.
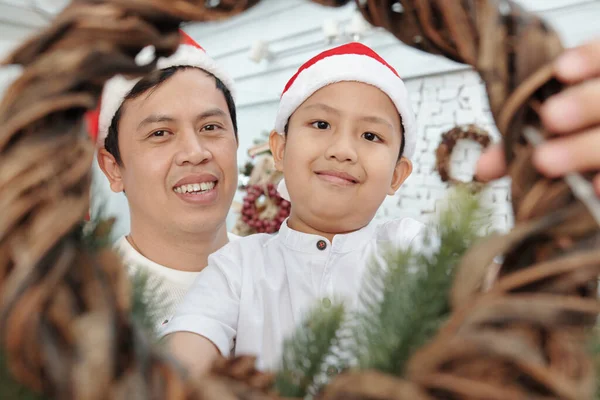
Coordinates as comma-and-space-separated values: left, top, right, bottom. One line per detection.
195, 108, 228, 122
136, 108, 229, 131
137, 114, 175, 130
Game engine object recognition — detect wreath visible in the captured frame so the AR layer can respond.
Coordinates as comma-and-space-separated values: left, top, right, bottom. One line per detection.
435, 124, 491, 185
2, 1, 599, 399
233, 142, 290, 236
241, 183, 291, 234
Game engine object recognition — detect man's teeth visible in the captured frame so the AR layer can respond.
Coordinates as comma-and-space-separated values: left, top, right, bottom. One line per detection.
174, 182, 215, 194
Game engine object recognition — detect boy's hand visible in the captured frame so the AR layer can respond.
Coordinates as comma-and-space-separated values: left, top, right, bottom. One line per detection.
166, 332, 220, 376
476, 38, 600, 194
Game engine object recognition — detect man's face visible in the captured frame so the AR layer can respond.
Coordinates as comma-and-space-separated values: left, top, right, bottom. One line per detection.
271, 81, 412, 234
102, 68, 238, 235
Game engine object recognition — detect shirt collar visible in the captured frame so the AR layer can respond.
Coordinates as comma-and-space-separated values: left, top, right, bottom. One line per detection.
113, 236, 200, 285
276, 218, 376, 254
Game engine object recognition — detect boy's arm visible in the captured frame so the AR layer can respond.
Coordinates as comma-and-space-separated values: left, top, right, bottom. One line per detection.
167, 332, 220, 376
161, 251, 243, 375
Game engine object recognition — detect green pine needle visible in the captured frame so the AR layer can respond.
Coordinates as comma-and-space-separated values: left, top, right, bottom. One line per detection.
0, 211, 118, 400
77, 202, 115, 251
587, 328, 600, 399
129, 269, 171, 340
275, 303, 346, 398
274, 187, 491, 390
0, 351, 48, 400
352, 187, 488, 375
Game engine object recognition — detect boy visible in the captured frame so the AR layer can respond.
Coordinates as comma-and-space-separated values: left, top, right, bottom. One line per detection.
163, 42, 425, 373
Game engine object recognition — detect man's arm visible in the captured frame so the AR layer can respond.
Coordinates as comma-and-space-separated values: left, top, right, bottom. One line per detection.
166, 332, 220, 376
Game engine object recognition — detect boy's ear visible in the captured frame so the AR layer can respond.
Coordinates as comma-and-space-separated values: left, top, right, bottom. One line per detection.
269, 130, 286, 172
97, 148, 125, 193
388, 157, 412, 195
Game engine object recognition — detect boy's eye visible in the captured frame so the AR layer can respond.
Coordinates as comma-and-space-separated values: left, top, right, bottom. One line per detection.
311, 121, 330, 130
362, 132, 382, 142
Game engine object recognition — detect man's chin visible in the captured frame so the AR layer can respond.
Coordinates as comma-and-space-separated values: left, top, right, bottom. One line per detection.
176, 214, 229, 235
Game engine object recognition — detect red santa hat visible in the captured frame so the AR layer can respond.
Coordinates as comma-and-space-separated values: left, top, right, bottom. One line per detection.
274, 42, 417, 201
87, 30, 235, 145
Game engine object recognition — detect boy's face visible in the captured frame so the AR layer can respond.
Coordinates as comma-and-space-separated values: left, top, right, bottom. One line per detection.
98, 69, 238, 236
271, 81, 412, 234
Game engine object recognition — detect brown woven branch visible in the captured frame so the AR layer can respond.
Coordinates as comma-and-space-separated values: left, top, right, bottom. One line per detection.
1, 0, 599, 399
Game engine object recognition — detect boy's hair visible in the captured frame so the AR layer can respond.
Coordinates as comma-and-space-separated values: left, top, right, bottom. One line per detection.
282, 117, 406, 161
105, 65, 238, 165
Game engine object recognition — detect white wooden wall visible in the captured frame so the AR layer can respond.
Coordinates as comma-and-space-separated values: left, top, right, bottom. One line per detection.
1, 0, 599, 240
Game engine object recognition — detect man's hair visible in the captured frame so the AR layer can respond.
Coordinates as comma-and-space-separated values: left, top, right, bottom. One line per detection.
105, 65, 238, 165
283, 117, 406, 160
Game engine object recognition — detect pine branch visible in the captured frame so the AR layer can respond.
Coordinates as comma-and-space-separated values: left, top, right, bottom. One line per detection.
0, 351, 48, 400
275, 303, 346, 398
129, 269, 172, 340
0, 202, 171, 398
587, 328, 600, 399
77, 201, 115, 251
82, 202, 169, 340
0, 211, 118, 400
352, 188, 489, 376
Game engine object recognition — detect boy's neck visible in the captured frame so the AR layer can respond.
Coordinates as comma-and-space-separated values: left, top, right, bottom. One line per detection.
286, 212, 361, 243
127, 219, 229, 273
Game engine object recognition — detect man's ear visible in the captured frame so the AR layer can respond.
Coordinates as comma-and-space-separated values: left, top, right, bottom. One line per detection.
97, 148, 125, 193
388, 157, 413, 195
269, 130, 286, 172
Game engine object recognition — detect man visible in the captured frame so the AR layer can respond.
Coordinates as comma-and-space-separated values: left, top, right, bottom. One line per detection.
93, 31, 239, 332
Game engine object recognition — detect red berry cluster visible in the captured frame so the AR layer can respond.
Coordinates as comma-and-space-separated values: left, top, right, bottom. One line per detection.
241, 183, 291, 233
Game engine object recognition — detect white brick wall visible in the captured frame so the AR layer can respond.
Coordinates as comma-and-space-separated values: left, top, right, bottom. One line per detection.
374, 70, 514, 234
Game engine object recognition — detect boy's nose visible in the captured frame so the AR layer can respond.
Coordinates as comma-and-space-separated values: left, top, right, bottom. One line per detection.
325, 135, 358, 163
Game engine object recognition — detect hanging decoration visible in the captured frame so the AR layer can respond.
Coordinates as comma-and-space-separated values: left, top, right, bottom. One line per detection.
233, 141, 290, 236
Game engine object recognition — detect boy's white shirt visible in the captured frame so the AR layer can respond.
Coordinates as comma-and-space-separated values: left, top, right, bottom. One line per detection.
114, 232, 240, 334
160, 217, 426, 371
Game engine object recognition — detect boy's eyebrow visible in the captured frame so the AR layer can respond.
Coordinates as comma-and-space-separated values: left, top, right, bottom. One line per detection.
303, 103, 393, 130
359, 116, 393, 130
303, 103, 341, 115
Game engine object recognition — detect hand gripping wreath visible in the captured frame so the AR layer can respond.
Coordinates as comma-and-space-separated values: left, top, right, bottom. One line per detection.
1, 1, 599, 399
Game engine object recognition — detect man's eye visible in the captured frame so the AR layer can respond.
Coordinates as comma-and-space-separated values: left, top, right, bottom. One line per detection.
311, 121, 330, 130
362, 132, 381, 142
202, 124, 218, 131
151, 130, 166, 137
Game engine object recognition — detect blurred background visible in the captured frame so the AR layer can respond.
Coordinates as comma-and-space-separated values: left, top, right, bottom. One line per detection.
1, 0, 599, 240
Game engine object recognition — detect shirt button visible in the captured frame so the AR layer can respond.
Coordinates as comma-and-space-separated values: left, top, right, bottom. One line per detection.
316, 240, 327, 250
322, 297, 332, 308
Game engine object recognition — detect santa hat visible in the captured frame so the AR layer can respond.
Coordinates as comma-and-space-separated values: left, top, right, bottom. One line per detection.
87, 30, 235, 145
274, 42, 417, 201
